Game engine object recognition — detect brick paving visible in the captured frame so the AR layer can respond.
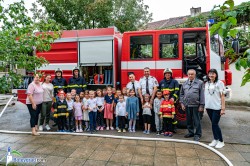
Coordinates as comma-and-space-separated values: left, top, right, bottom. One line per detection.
0, 133, 249, 166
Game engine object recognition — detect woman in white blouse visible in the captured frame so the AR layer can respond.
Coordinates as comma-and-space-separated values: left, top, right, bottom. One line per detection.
205, 69, 225, 148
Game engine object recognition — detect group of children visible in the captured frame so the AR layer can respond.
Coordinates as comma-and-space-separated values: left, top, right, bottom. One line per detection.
53, 86, 176, 136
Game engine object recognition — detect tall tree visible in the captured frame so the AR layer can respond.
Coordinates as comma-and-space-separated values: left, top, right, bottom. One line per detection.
35, 0, 152, 32
0, 0, 61, 93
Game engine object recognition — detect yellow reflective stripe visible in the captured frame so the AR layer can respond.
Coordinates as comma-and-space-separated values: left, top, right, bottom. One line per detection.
57, 113, 68, 116
173, 94, 178, 98
175, 88, 179, 90
160, 104, 172, 108
162, 115, 173, 118
68, 84, 87, 88
58, 105, 67, 109
172, 121, 178, 124
162, 88, 175, 91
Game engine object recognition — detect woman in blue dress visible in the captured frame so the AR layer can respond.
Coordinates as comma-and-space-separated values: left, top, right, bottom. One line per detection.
126, 89, 139, 132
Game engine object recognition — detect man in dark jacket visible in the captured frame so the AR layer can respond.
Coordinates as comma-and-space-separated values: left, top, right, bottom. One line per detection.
180, 69, 204, 141
52, 68, 68, 96
159, 68, 179, 132
68, 67, 87, 94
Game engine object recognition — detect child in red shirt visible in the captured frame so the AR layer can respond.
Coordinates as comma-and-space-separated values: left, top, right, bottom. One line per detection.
159, 90, 175, 137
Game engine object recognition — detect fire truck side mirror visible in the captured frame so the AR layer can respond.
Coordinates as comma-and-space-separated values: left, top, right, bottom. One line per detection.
232, 39, 240, 54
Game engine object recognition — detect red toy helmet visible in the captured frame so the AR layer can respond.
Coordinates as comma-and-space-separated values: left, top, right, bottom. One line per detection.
163, 90, 170, 95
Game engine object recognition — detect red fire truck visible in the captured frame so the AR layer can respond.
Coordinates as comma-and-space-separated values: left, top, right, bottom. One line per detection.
16, 26, 232, 127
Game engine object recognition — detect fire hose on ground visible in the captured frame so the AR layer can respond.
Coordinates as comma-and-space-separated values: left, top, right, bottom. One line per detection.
0, 95, 233, 166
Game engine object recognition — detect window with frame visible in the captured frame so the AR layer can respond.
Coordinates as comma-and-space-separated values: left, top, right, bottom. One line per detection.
184, 43, 196, 59
159, 34, 178, 58
130, 35, 153, 59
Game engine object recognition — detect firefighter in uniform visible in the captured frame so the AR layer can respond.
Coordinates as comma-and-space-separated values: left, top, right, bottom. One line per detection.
52, 68, 68, 97
158, 68, 179, 133
126, 72, 140, 97
139, 67, 159, 130
68, 67, 87, 94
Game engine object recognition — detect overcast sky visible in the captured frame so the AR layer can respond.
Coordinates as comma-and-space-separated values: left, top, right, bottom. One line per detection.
3, 0, 249, 22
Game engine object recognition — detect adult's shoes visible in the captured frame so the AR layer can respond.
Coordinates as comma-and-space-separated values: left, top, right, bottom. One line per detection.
184, 133, 194, 138
209, 140, 218, 147
215, 141, 225, 148
194, 136, 200, 141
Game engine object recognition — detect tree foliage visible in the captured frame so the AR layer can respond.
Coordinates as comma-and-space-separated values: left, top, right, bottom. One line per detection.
209, 0, 250, 86
35, 0, 152, 32
0, 0, 62, 93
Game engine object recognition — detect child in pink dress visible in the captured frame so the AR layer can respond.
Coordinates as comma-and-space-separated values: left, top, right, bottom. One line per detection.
104, 87, 115, 130
73, 94, 83, 132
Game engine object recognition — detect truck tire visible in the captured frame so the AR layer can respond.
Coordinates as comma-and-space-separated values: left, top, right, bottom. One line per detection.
175, 102, 187, 129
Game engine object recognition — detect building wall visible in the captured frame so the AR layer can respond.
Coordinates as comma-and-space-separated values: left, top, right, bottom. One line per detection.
229, 63, 250, 105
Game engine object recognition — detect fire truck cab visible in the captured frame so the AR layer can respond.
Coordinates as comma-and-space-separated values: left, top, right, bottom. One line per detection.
121, 27, 232, 88
120, 27, 232, 127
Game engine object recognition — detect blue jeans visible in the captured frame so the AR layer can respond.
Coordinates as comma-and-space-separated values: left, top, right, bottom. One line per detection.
89, 111, 97, 131
206, 109, 223, 142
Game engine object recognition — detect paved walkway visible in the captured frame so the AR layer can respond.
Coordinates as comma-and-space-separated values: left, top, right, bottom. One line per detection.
0, 133, 250, 166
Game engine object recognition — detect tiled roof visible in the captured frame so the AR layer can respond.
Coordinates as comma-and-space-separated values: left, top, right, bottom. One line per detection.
146, 15, 190, 30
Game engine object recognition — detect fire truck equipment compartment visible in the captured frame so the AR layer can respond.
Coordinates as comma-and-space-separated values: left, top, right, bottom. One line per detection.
79, 40, 113, 66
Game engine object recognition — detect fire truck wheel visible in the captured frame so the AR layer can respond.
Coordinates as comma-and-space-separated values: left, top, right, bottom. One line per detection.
175, 103, 187, 129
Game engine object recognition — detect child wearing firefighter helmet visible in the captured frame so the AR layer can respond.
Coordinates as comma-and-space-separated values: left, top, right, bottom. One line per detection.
53, 91, 68, 132
158, 68, 179, 133
159, 90, 175, 137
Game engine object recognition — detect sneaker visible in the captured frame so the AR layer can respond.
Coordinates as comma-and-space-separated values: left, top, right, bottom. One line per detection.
146, 130, 150, 135
76, 129, 80, 133
118, 129, 122, 133
110, 127, 114, 130
106, 127, 110, 130
123, 129, 126, 133
161, 131, 164, 135
79, 129, 83, 132
215, 141, 225, 149
45, 124, 51, 131
116, 127, 120, 130
209, 140, 218, 147
164, 132, 169, 136
129, 129, 132, 132
86, 128, 90, 132
96, 126, 100, 130
168, 132, 173, 137
38, 125, 43, 131
143, 130, 147, 134
132, 129, 136, 132
100, 127, 104, 131
156, 131, 160, 136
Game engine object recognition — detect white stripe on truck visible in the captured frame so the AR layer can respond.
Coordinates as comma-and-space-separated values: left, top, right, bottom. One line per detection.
121, 60, 182, 70
37, 63, 77, 70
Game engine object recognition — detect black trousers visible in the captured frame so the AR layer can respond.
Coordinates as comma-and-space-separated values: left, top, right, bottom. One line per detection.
66, 110, 74, 130
163, 118, 173, 132
97, 110, 104, 127
118, 116, 126, 130
58, 116, 66, 130
27, 104, 42, 128
186, 106, 202, 137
